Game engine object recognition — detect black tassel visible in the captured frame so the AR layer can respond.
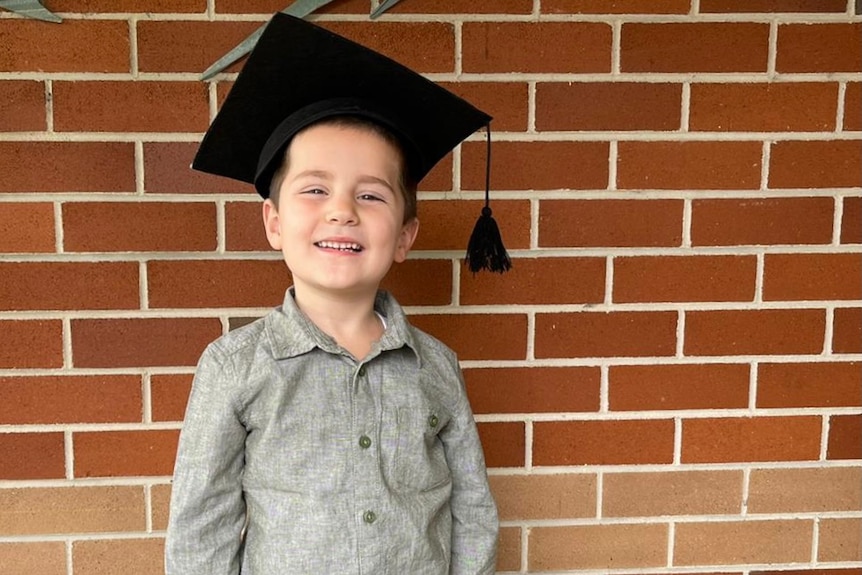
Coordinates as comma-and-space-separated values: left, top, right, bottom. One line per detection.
465, 124, 511, 274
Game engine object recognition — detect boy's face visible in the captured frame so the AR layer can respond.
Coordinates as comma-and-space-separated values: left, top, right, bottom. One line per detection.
262, 123, 419, 299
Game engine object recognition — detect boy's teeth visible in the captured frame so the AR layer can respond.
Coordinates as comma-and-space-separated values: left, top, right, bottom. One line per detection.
317, 241, 362, 252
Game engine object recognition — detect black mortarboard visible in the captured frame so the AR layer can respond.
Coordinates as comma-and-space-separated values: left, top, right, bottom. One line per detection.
193, 12, 510, 273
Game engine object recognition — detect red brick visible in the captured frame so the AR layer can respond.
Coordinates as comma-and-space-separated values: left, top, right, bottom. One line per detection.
0, 142, 135, 193
770, 140, 862, 189
777, 23, 862, 73
59, 0, 204, 11
701, 0, 847, 11
544, 0, 690, 13
148, 260, 287, 308
0, 20, 129, 73
378, 0, 533, 13
827, 415, 861, 460
63, 202, 217, 252
691, 197, 834, 246
537, 83, 682, 131
151, 374, 192, 422
540, 199, 684, 248
381, 259, 452, 306
225, 201, 269, 251
53, 81, 209, 133
833, 307, 862, 353
0, 375, 142, 425
535, 311, 678, 358
215, 0, 368, 13
71, 318, 221, 368
0, 320, 63, 368
609, 364, 750, 411
845, 83, 861, 131
413, 200, 531, 252
614, 256, 756, 303
683, 416, 821, 462
764, 253, 862, 301
144, 142, 254, 195
74, 430, 179, 477
534, 420, 675, 465
685, 309, 825, 356
841, 196, 861, 244
758, 362, 861, 408
408, 314, 527, 360
690, 83, 838, 132
0, 262, 138, 311
0, 203, 55, 253
463, 140, 609, 191
462, 22, 612, 73
0, 81, 45, 132
0, 433, 65, 480
477, 422, 525, 467
621, 23, 769, 72
618, 141, 762, 190
443, 82, 529, 132
461, 257, 605, 305
464, 367, 601, 414
137, 20, 260, 73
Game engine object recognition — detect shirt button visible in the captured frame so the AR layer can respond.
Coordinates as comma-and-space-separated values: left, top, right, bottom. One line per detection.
363, 510, 377, 524
358, 435, 372, 449
357, 367, 366, 377
428, 414, 439, 428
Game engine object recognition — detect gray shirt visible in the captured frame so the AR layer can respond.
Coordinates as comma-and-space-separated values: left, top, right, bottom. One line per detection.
165, 289, 498, 575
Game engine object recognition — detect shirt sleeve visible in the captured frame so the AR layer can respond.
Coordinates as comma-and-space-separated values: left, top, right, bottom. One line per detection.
165, 343, 248, 575
441, 363, 499, 575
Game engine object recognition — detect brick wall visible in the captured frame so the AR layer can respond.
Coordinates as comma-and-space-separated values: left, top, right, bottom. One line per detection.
1, 0, 860, 573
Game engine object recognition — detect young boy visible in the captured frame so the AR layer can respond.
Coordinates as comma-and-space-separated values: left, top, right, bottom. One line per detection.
165, 13, 501, 575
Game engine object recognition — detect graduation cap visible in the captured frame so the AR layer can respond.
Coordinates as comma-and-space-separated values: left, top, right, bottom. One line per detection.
192, 12, 510, 273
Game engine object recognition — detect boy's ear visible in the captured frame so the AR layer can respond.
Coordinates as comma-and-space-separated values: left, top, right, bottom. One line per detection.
262, 198, 282, 250
394, 218, 420, 263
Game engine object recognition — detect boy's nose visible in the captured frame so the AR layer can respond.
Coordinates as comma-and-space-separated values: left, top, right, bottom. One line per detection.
326, 195, 358, 225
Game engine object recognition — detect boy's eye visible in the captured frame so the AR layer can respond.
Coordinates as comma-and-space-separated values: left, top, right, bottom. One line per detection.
302, 188, 327, 195
358, 193, 385, 202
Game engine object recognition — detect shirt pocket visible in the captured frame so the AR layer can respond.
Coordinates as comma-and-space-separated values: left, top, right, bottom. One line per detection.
382, 406, 451, 492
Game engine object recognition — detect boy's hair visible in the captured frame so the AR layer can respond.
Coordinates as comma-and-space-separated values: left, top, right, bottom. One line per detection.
268, 115, 419, 223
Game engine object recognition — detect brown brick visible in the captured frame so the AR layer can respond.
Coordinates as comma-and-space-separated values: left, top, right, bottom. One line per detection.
71, 318, 221, 368
0, 375, 142, 424
828, 415, 862, 460
0, 542, 66, 575
151, 484, 172, 530
535, 311, 677, 358
144, 142, 255, 195
621, 23, 769, 72
618, 141, 762, 190
60, 0, 203, 11
496, 526, 521, 572
819, 518, 862, 562
0, 142, 135, 193
464, 367, 601, 414
0, 202, 55, 253
764, 253, 862, 301
137, 20, 262, 73
490, 474, 596, 520
462, 140, 609, 191
0, 262, 139, 311
0, 20, 129, 73
381, 259, 452, 306
463, 22, 611, 73
540, 199, 684, 248
443, 82, 529, 132
536, 82, 681, 131
533, 420, 675, 465
225, 201, 269, 251
770, 140, 862, 189
54, 81, 209, 134
749, 467, 861, 513
74, 538, 165, 575
614, 255, 756, 303
604, 470, 743, 516
74, 430, 179, 477
529, 524, 667, 570
753, 568, 861, 575
461, 257, 605, 305
378, 0, 534, 13
834, 307, 862, 353
842, 196, 861, 244
777, 23, 862, 73
682, 416, 821, 463
148, 260, 288, 309
758, 362, 861, 408
691, 197, 834, 246
412, 199, 531, 251
544, 0, 690, 13
690, 83, 837, 132
609, 364, 750, 411
0, 486, 145, 536
0, 433, 65, 480
409, 314, 527, 360
845, 83, 861, 131
216, 0, 368, 13
674, 520, 812, 565
701, 0, 847, 11
477, 422, 525, 467
686, 309, 825, 356
0, 80, 45, 132
151, 374, 192, 422
0, 320, 62, 368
